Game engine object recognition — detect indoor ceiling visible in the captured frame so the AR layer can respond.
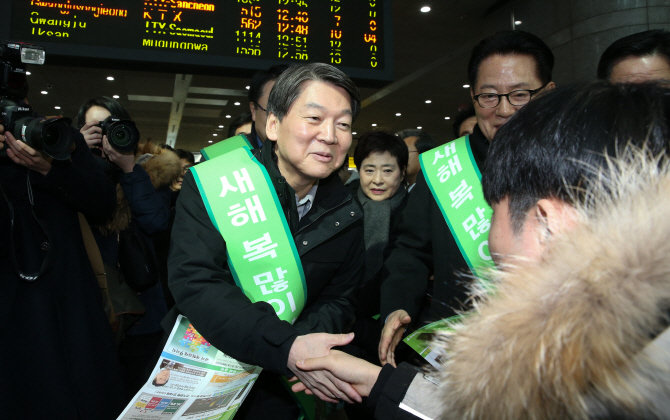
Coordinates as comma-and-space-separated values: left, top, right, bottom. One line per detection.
22, 0, 516, 154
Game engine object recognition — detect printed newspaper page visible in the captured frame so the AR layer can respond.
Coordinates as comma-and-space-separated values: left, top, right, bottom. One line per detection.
117, 315, 261, 420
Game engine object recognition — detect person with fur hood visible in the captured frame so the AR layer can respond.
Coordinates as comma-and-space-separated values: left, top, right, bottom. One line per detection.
291, 81, 670, 419
75, 97, 182, 399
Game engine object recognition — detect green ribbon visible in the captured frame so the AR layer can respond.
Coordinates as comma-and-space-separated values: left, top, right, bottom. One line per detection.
200, 134, 254, 161
419, 135, 494, 278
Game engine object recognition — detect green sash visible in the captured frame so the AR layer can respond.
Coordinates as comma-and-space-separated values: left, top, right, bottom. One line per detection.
191, 146, 307, 322
191, 146, 321, 419
200, 134, 254, 161
418, 135, 494, 278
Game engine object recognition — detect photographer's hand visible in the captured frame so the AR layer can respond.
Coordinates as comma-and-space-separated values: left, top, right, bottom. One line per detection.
80, 121, 103, 148
5, 131, 52, 175
102, 136, 135, 173
0, 124, 5, 151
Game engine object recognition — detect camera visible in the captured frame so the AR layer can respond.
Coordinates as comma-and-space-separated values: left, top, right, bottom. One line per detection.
0, 41, 73, 160
98, 115, 139, 153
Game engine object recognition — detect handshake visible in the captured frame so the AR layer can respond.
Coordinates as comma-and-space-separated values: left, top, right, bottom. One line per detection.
287, 332, 384, 404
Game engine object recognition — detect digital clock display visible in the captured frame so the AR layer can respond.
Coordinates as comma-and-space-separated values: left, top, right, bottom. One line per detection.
2, 0, 392, 83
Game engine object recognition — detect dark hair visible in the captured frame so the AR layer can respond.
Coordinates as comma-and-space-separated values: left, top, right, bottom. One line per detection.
227, 112, 253, 138
174, 148, 195, 165
158, 143, 174, 151
597, 30, 670, 80
468, 30, 554, 88
75, 96, 131, 129
248, 64, 290, 105
395, 128, 436, 154
482, 81, 670, 233
353, 131, 409, 174
452, 105, 477, 138
267, 63, 361, 122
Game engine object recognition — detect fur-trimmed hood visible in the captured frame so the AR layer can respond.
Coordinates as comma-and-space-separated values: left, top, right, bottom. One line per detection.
99, 150, 182, 234
436, 148, 670, 419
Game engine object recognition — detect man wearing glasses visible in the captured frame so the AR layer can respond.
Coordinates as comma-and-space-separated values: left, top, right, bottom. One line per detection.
378, 30, 555, 367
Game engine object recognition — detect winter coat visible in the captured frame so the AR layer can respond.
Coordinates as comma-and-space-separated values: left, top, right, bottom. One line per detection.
165, 141, 364, 417
0, 131, 125, 419
380, 125, 490, 325
93, 151, 182, 335
371, 149, 670, 419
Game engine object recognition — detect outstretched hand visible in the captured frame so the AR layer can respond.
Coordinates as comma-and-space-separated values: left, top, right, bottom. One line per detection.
291, 350, 382, 399
379, 309, 411, 367
287, 333, 362, 404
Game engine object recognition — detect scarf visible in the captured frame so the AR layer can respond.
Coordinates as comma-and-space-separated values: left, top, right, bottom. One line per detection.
357, 185, 406, 281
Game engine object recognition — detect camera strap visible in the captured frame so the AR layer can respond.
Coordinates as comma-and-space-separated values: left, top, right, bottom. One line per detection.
0, 171, 55, 282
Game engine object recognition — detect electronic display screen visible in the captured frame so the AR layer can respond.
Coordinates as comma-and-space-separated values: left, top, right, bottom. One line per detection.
3, 0, 392, 83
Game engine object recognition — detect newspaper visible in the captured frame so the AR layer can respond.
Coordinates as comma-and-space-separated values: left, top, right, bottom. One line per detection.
117, 315, 262, 420
402, 317, 457, 369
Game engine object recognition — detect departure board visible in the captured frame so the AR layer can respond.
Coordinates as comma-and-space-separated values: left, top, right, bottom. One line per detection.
2, 0, 392, 83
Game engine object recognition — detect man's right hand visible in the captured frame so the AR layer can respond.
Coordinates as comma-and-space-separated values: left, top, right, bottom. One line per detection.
378, 310, 411, 367
80, 121, 103, 148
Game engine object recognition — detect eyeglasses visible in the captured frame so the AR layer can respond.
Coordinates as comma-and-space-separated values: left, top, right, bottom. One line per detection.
472, 82, 548, 108
256, 102, 268, 113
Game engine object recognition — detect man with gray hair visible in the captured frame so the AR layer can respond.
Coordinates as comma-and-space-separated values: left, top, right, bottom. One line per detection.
395, 129, 436, 191
166, 63, 365, 418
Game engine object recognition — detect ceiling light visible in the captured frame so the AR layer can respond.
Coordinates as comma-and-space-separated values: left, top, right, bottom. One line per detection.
352, 132, 357, 135
395, 113, 401, 116
107, 76, 114, 81
54, 106, 61, 110
113, 95, 120, 99
417, 126, 422, 129
26, 71, 31, 75
208, 140, 213, 143
234, 102, 240, 106
213, 134, 218, 136
219, 125, 224, 128
515, 20, 522, 25
371, 123, 377, 127
445, 117, 450, 120
246, 86, 250, 89
463, 84, 470, 88
40, 90, 47, 94
226, 115, 231, 118
425, 100, 432, 104
420, 6, 431, 13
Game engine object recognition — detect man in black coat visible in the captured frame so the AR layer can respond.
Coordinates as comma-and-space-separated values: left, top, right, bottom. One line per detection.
166, 63, 365, 418
0, 124, 124, 419
378, 30, 556, 366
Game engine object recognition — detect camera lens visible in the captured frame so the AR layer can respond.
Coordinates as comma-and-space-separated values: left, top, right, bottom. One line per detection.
42, 126, 59, 146
111, 126, 132, 147
103, 118, 139, 153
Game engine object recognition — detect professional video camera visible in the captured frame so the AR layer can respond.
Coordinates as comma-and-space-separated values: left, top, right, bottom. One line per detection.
0, 41, 74, 160
98, 115, 140, 153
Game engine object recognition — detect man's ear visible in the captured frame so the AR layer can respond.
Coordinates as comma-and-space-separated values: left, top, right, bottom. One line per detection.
266, 113, 279, 141
250, 102, 257, 122
534, 198, 575, 243
545, 81, 556, 91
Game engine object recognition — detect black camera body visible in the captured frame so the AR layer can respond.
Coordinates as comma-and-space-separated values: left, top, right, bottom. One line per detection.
0, 41, 73, 160
98, 115, 139, 153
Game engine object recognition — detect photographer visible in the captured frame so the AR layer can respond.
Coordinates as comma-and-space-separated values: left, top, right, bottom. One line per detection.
0, 120, 125, 418
75, 97, 181, 397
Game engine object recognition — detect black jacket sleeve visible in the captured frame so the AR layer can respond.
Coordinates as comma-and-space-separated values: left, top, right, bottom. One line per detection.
168, 172, 299, 376
368, 363, 423, 420
380, 171, 435, 322
32, 130, 116, 224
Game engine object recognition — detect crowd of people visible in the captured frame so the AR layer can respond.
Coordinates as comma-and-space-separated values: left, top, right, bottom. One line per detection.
1, 28, 670, 420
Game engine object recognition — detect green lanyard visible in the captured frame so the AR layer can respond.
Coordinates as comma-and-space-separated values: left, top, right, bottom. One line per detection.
418, 135, 494, 278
